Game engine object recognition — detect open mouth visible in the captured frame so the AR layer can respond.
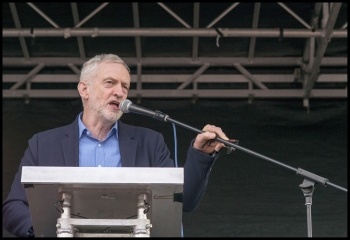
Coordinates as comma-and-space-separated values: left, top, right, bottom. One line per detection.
108, 101, 120, 110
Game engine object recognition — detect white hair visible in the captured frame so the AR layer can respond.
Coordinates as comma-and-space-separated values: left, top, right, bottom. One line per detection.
79, 54, 130, 84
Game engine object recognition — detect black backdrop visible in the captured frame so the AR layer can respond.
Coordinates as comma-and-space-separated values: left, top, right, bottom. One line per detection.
2, 99, 348, 237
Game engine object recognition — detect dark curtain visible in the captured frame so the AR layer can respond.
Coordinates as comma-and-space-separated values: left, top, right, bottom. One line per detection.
2, 99, 347, 237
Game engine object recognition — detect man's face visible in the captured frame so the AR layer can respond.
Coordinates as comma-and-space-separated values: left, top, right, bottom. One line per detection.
86, 61, 130, 122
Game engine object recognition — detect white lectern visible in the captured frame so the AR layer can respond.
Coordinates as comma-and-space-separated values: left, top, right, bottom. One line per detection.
21, 166, 184, 237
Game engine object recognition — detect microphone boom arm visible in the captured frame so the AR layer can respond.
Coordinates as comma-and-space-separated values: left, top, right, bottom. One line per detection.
163, 116, 347, 193
120, 99, 347, 192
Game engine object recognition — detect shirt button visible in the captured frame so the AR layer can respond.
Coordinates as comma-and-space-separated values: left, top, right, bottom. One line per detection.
98, 143, 101, 147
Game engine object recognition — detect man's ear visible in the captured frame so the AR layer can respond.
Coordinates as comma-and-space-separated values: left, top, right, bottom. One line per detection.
77, 81, 89, 99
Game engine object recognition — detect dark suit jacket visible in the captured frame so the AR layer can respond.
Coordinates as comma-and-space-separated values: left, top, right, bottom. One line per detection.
3, 115, 219, 237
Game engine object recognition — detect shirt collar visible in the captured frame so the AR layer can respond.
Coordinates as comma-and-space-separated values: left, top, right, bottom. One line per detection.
78, 112, 118, 138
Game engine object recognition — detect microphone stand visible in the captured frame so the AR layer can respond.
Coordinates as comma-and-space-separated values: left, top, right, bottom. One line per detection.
159, 112, 347, 238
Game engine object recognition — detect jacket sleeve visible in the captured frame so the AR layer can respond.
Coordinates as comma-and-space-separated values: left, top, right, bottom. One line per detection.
2, 135, 39, 237
182, 139, 219, 212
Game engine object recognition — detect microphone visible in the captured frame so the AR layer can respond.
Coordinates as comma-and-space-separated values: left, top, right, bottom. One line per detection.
120, 99, 169, 122
120, 99, 241, 151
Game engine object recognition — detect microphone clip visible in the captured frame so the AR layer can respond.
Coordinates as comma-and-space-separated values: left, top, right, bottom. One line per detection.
224, 139, 239, 154
154, 110, 168, 122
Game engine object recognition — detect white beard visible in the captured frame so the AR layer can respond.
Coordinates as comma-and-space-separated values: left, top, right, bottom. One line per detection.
88, 88, 123, 122
91, 103, 123, 122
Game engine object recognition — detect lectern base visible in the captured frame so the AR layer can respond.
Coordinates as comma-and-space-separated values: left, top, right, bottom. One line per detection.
56, 193, 151, 237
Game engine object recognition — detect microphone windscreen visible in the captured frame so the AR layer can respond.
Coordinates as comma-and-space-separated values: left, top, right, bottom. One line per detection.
120, 99, 132, 113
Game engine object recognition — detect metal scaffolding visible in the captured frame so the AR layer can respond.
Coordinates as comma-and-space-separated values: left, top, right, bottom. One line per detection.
2, 2, 347, 108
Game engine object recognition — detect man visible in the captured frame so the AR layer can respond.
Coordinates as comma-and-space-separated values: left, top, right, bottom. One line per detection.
2, 54, 230, 237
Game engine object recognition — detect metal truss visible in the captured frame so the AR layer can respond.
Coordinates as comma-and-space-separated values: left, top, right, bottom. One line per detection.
2, 2, 348, 108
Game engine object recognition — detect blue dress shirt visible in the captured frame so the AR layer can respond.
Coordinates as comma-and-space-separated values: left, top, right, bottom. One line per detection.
78, 112, 121, 167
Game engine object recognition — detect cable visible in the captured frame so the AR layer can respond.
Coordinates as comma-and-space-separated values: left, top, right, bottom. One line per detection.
171, 122, 183, 237
171, 123, 178, 168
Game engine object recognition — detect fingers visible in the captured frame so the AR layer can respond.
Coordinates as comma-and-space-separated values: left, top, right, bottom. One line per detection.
193, 124, 230, 153
202, 124, 229, 141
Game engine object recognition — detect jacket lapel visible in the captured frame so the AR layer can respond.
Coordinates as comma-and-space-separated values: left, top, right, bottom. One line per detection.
118, 121, 137, 167
62, 116, 80, 166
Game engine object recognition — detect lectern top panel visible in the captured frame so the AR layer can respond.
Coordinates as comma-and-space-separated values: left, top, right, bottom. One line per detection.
21, 166, 183, 185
